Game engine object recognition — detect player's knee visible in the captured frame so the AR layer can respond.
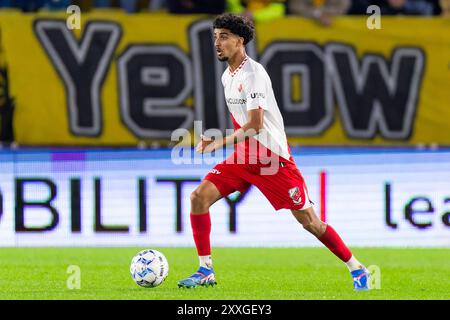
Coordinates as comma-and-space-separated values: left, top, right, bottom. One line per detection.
190, 189, 209, 208
190, 189, 201, 205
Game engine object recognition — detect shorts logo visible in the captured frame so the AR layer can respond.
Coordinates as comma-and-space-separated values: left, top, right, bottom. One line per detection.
288, 186, 302, 205
209, 169, 221, 175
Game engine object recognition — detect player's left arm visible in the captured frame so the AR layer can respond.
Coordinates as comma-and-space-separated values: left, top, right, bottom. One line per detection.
200, 109, 263, 153
201, 73, 267, 153
223, 108, 264, 145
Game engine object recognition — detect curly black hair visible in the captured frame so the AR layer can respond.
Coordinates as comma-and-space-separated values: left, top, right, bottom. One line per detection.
213, 13, 254, 45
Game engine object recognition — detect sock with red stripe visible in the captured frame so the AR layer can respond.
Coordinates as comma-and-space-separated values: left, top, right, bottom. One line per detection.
190, 212, 213, 269
318, 224, 362, 270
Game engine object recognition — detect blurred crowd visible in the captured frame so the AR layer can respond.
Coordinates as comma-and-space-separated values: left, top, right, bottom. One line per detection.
0, 0, 448, 24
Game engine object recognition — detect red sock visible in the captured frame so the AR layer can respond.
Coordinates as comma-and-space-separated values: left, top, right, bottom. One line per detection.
190, 212, 211, 256
318, 224, 352, 262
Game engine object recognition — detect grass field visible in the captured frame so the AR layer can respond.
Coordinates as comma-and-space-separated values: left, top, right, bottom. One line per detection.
0, 247, 448, 300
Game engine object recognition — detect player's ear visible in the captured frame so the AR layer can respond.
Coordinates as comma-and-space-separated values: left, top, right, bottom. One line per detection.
238, 36, 245, 47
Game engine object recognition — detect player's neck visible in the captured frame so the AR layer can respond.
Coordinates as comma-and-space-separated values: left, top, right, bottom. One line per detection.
228, 50, 247, 73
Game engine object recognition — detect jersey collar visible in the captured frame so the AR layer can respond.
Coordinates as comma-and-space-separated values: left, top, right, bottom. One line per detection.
228, 56, 248, 77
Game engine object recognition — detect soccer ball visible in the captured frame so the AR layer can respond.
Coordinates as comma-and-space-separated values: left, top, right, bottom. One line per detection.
130, 249, 169, 288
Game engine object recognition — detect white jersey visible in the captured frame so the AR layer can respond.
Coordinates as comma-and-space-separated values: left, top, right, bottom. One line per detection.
222, 56, 293, 163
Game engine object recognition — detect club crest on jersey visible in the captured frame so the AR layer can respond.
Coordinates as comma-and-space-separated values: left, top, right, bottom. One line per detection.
238, 83, 244, 92
288, 187, 302, 205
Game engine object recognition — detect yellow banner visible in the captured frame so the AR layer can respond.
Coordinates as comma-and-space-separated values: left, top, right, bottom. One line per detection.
0, 11, 449, 146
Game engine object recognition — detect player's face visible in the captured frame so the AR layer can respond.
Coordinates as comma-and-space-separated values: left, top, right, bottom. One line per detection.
213, 28, 242, 62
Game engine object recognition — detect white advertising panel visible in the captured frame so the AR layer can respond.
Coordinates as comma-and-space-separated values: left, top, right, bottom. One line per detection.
0, 148, 448, 247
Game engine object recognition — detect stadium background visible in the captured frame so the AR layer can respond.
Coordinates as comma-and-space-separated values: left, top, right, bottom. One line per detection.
0, 0, 448, 300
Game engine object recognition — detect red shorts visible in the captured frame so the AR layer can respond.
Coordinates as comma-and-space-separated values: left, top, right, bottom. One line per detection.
204, 154, 313, 211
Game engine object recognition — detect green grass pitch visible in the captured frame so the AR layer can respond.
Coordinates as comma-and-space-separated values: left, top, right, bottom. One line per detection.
0, 247, 448, 300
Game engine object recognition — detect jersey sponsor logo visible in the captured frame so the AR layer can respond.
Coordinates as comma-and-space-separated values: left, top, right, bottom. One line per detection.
226, 98, 247, 105
250, 92, 265, 99
288, 186, 302, 205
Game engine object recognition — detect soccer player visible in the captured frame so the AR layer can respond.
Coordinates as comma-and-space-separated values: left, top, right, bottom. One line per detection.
177, 13, 370, 290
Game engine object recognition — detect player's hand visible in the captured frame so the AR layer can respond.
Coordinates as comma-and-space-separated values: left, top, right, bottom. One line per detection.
196, 135, 216, 154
